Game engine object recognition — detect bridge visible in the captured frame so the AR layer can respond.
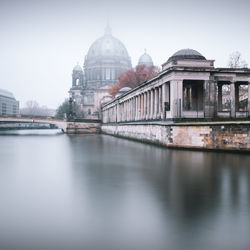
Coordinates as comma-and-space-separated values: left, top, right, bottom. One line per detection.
0, 116, 101, 134
0, 116, 67, 131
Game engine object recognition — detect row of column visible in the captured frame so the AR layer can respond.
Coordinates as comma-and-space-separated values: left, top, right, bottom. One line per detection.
117, 83, 169, 122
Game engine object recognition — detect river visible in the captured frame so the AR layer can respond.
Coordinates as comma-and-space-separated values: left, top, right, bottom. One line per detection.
0, 131, 250, 250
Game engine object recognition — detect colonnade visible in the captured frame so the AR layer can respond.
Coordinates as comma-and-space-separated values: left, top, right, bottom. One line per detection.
102, 78, 250, 123
102, 82, 170, 123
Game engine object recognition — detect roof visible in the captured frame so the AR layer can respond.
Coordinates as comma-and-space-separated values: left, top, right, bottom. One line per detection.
73, 64, 83, 71
0, 89, 15, 99
167, 49, 206, 62
119, 87, 132, 92
138, 52, 153, 66
86, 30, 130, 60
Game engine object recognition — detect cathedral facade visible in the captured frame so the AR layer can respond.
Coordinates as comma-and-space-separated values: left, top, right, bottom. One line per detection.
69, 25, 153, 119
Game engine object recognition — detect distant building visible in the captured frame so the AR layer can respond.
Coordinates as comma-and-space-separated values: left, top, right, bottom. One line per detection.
0, 89, 19, 116
69, 24, 153, 119
138, 50, 154, 67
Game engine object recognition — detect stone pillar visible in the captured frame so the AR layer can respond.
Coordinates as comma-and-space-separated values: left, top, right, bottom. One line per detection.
150, 89, 154, 119
248, 82, 250, 117
161, 83, 166, 119
133, 98, 135, 121
131, 98, 133, 121
204, 79, 216, 118
144, 92, 147, 120
138, 95, 141, 120
230, 82, 236, 118
235, 84, 239, 114
124, 101, 127, 121
135, 97, 137, 120
154, 88, 158, 119
218, 83, 222, 111
146, 91, 150, 120
158, 86, 162, 119
141, 94, 144, 120
128, 100, 130, 121
117, 104, 119, 122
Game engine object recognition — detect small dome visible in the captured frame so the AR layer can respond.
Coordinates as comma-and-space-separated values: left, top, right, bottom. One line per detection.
168, 49, 206, 62
138, 51, 153, 66
118, 87, 132, 93
73, 64, 82, 72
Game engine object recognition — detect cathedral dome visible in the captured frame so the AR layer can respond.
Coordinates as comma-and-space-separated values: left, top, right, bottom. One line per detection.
86, 27, 130, 60
167, 49, 206, 62
84, 25, 132, 86
138, 51, 153, 66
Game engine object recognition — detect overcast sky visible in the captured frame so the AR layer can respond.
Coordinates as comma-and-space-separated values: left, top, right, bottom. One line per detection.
0, 0, 249, 109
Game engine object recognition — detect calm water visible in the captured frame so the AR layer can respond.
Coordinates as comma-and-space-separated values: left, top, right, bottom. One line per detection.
0, 132, 250, 250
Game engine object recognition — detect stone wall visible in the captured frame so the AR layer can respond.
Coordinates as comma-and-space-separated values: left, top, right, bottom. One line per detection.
101, 122, 250, 151
66, 121, 101, 134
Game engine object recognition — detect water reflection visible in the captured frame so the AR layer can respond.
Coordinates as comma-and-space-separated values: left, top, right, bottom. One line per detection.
0, 134, 249, 249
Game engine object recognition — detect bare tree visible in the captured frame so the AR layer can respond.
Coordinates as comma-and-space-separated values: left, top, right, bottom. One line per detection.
228, 51, 248, 68
21, 100, 54, 117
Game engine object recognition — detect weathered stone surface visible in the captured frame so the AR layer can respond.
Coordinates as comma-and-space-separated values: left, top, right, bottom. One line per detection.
101, 123, 250, 151
66, 122, 101, 134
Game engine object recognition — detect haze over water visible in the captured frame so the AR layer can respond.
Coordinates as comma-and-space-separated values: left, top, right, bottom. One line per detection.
0, 133, 250, 249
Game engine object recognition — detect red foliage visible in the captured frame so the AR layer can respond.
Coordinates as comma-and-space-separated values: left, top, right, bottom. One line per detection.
109, 65, 159, 97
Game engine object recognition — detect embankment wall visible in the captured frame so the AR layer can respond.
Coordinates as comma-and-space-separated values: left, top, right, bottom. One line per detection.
66, 121, 101, 134
101, 122, 250, 151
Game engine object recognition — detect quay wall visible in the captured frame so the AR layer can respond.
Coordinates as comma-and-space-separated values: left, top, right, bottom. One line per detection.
66, 121, 101, 134
101, 122, 250, 151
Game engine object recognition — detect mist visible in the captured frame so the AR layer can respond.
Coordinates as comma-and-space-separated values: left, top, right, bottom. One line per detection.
0, 0, 249, 109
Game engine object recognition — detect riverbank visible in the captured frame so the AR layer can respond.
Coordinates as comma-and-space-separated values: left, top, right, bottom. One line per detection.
101, 121, 250, 152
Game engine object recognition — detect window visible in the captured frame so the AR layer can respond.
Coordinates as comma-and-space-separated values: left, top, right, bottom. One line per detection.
2, 103, 7, 115
13, 105, 17, 114
88, 109, 91, 115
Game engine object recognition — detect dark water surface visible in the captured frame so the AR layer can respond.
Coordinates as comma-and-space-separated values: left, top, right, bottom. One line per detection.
0, 133, 250, 250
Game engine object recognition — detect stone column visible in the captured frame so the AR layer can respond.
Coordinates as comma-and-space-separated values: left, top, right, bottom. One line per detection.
131, 99, 133, 121
135, 96, 137, 120
146, 91, 149, 120
138, 95, 141, 120
144, 92, 147, 120
154, 88, 158, 119
230, 82, 236, 118
128, 100, 130, 121
150, 89, 153, 119
161, 83, 166, 119
235, 84, 239, 114
248, 82, 250, 117
204, 79, 216, 118
133, 98, 135, 120
141, 94, 144, 120
158, 86, 162, 119
218, 83, 222, 111
124, 101, 126, 121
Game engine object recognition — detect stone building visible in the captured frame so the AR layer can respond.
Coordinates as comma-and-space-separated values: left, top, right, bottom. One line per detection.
0, 89, 19, 116
102, 49, 250, 123
69, 25, 154, 119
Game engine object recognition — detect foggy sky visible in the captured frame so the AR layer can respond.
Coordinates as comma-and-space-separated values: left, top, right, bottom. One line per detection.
0, 0, 249, 109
